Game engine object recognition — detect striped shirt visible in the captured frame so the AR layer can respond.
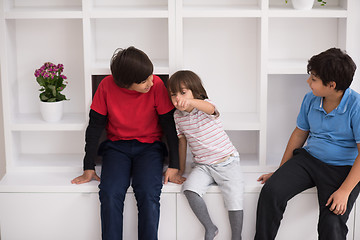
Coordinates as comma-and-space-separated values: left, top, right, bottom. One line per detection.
174, 99, 236, 165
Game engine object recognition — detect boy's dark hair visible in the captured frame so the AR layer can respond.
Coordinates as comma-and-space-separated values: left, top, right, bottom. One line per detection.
168, 70, 208, 100
110, 46, 153, 88
307, 48, 356, 91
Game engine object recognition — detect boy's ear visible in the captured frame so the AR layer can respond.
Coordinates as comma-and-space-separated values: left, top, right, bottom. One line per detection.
329, 81, 336, 89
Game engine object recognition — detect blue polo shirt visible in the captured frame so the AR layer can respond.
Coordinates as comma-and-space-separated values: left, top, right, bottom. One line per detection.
297, 88, 360, 166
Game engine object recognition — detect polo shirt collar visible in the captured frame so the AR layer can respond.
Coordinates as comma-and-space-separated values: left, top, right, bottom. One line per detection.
316, 88, 351, 115
337, 88, 351, 114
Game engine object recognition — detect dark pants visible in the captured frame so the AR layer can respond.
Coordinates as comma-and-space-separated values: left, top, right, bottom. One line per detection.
98, 140, 164, 240
255, 148, 360, 240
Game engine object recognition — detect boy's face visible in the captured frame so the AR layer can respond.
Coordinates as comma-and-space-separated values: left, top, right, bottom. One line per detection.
307, 72, 335, 97
170, 84, 195, 112
128, 75, 153, 93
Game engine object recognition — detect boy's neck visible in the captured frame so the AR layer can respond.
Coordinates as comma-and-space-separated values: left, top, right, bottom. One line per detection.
324, 90, 344, 102
323, 90, 344, 113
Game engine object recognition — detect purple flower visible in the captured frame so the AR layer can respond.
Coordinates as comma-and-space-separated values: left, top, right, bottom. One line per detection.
35, 62, 68, 102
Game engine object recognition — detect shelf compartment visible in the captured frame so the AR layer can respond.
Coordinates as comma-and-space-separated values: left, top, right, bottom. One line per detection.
8, 131, 85, 172
266, 74, 309, 166
221, 112, 260, 130
183, 17, 260, 121
226, 130, 259, 167
3, 0, 82, 18
268, 18, 347, 69
3, 19, 85, 123
90, 18, 169, 75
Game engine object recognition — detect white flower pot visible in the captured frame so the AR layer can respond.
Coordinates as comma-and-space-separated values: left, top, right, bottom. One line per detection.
40, 101, 64, 122
292, 0, 314, 10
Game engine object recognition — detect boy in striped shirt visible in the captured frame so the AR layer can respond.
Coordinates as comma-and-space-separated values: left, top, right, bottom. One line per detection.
168, 70, 244, 240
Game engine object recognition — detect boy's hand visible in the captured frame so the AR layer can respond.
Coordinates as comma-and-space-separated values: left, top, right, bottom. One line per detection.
174, 96, 192, 112
326, 188, 350, 215
71, 170, 100, 184
164, 168, 186, 184
257, 172, 273, 184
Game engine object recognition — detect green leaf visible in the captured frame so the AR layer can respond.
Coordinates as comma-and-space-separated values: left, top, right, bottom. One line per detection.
40, 92, 49, 101
56, 93, 67, 101
36, 77, 45, 87
48, 85, 57, 97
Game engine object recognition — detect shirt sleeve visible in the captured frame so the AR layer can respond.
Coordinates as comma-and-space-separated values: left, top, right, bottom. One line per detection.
204, 99, 220, 118
296, 92, 312, 131
173, 110, 183, 136
91, 76, 109, 116
153, 75, 175, 115
158, 109, 180, 169
83, 109, 107, 170
350, 101, 360, 143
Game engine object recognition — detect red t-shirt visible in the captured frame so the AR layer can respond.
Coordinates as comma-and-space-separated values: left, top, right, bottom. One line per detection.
91, 75, 174, 143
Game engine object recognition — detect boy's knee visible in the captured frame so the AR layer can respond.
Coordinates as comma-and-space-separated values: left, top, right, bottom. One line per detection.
260, 181, 281, 200
133, 186, 161, 204
99, 188, 127, 208
318, 213, 348, 240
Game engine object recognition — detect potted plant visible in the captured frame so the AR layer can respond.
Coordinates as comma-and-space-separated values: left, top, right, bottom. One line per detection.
286, 0, 326, 10
34, 62, 69, 122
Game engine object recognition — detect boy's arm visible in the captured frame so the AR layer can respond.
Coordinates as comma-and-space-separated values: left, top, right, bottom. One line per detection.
258, 127, 309, 184
71, 109, 106, 184
158, 109, 179, 169
189, 99, 215, 115
326, 143, 360, 215
175, 96, 215, 115
159, 109, 186, 184
178, 135, 187, 176
279, 127, 309, 167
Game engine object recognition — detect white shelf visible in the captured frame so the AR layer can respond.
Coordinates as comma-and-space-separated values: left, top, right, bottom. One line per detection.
0, 170, 270, 193
88, 7, 168, 19
91, 59, 169, 75
182, 6, 261, 18
268, 59, 308, 74
11, 113, 86, 131
4, 8, 83, 19
268, 6, 347, 18
0, 171, 99, 193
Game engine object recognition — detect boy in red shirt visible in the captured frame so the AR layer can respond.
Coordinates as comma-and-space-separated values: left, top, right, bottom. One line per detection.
72, 46, 184, 240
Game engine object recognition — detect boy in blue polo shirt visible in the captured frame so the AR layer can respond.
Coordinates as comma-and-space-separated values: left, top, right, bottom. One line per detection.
255, 48, 360, 240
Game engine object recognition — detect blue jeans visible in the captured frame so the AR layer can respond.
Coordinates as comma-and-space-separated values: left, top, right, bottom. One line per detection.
98, 140, 165, 240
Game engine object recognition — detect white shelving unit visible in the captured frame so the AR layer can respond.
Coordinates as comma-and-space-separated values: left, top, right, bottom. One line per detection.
1, 0, 360, 239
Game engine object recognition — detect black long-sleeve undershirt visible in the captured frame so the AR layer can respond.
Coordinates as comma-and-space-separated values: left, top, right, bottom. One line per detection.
158, 108, 180, 169
83, 109, 107, 170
